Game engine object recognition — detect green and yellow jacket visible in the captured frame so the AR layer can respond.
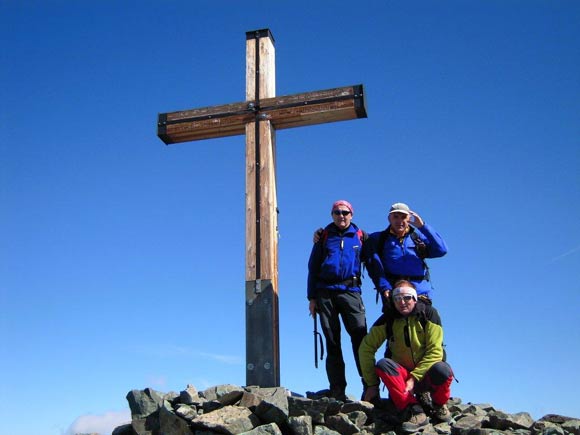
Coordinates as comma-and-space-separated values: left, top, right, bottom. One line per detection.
359, 302, 444, 387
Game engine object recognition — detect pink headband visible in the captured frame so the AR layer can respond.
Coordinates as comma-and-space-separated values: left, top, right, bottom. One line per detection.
331, 200, 353, 214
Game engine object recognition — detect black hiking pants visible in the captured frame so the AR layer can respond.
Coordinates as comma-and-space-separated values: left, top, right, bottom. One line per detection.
315, 288, 367, 397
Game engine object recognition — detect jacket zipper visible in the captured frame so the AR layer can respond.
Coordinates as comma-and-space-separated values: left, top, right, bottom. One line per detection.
405, 317, 417, 367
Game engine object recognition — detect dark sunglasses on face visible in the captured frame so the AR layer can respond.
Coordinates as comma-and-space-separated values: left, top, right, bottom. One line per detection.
394, 295, 415, 303
332, 210, 351, 216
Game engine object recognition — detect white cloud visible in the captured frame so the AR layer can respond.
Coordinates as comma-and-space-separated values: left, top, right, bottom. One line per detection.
198, 351, 242, 365
65, 409, 131, 435
131, 344, 242, 365
550, 244, 580, 263
146, 374, 168, 388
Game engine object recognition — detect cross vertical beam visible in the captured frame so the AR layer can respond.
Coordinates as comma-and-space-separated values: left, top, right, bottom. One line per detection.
244, 29, 279, 387
156, 28, 367, 389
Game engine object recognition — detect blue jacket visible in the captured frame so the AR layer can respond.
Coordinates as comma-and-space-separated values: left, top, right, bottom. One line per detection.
307, 223, 365, 299
365, 223, 447, 297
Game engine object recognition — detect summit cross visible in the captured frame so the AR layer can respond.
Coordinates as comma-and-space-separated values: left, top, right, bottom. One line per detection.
157, 28, 367, 387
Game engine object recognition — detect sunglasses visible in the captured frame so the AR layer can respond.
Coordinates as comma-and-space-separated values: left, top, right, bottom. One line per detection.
393, 295, 415, 303
332, 210, 351, 216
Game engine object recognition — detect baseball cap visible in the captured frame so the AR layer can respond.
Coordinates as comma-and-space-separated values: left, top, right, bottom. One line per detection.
389, 202, 410, 215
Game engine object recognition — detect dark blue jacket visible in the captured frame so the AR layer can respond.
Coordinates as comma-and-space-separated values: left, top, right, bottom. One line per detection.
365, 223, 447, 297
307, 223, 366, 299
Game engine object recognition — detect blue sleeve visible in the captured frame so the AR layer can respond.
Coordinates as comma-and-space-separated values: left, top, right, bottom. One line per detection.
418, 223, 448, 258
307, 242, 323, 299
362, 233, 391, 292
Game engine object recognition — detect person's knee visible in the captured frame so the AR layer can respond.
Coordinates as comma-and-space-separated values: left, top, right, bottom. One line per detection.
344, 315, 367, 337
375, 358, 399, 376
428, 362, 453, 385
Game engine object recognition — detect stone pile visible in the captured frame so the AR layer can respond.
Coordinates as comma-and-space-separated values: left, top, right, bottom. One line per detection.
111, 384, 579, 435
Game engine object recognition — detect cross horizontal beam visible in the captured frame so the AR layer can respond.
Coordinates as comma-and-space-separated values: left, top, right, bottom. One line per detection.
157, 84, 367, 144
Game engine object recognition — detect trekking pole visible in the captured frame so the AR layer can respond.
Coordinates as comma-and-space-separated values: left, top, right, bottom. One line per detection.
313, 313, 324, 368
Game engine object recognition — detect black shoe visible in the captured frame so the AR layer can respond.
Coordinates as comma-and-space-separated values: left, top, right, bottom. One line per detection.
330, 391, 347, 402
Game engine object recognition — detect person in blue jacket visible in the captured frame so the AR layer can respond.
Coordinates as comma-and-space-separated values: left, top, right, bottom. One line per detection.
366, 202, 447, 305
308, 199, 368, 401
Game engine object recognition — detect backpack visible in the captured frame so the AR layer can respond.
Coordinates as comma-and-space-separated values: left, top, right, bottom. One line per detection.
376, 228, 431, 284
384, 302, 429, 345
383, 302, 447, 362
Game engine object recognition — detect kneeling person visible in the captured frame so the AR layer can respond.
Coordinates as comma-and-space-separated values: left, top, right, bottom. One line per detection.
359, 281, 453, 430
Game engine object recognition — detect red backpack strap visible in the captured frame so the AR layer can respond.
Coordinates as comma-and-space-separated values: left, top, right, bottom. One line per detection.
320, 229, 329, 246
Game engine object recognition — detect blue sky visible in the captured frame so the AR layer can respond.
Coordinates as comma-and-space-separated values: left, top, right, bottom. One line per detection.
1, 1, 579, 434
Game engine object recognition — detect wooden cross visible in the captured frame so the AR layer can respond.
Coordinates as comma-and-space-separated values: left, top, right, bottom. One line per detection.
157, 29, 367, 387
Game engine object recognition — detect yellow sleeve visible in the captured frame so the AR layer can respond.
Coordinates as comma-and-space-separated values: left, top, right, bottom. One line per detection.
410, 320, 444, 381
358, 320, 387, 387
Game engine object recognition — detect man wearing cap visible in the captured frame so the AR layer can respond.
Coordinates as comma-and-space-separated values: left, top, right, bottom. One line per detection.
366, 202, 447, 303
359, 280, 454, 430
308, 199, 368, 401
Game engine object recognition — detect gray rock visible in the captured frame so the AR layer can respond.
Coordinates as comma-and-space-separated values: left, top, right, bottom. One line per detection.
486, 411, 535, 431
288, 396, 327, 424
451, 404, 475, 414
111, 423, 136, 435
452, 414, 485, 434
562, 419, 580, 435
464, 405, 492, 417
324, 414, 359, 435
201, 384, 243, 403
471, 404, 497, 412
190, 405, 260, 435
202, 400, 224, 413
325, 399, 343, 416
158, 405, 193, 435
179, 384, 205, 406
313, 424, 341, 435
346, 410, 367, 428
130, 413, 159, 435
115, 384, 580, 435
239, 422, 282, 435
341, 401, 373, 415
421, 423, 440, 435
126, 388, 164, 419
165, 391, 180, 403
540, 416, 578, 425
288, 415, 313, 435
175, 403, 197, 421
433, 421, 453, 434
251, 387, 289, 425
457, 430, 506, 435
240, 391, 263, 410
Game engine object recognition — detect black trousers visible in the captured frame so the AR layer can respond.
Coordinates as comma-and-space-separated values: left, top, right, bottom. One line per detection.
315, 289, 367, 394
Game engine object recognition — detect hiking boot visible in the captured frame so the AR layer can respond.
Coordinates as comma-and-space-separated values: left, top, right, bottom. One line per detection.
401, 404, 429, 432
416, 391, 432, 410
329, 388, 347, 402
432, 403, 452, 422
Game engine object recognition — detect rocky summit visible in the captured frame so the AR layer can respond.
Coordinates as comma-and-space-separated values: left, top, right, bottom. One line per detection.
111, 384, 579, 435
